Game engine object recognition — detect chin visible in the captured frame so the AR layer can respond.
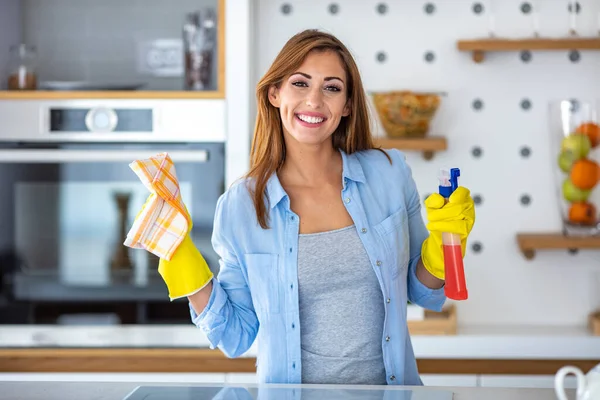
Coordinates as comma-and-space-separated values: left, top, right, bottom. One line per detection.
290, 131, 332, 146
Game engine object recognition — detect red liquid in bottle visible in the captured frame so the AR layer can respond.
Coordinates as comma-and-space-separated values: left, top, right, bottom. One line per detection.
443, 244, 468, 300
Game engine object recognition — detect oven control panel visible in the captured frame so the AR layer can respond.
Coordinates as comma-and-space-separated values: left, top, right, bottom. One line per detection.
50, 107, 153, 133
0, 99, 226, 142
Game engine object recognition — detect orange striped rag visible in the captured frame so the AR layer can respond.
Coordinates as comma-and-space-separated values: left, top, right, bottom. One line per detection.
123, 152, 191, 261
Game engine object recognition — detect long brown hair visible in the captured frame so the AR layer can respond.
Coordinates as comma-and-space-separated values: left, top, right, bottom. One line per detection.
245, 29, 389, 229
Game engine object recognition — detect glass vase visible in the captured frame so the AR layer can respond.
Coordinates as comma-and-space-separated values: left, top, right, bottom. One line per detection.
548, 99, 600, 236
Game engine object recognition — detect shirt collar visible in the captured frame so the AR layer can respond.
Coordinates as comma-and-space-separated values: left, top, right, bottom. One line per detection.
266, 171, 287, 210
266, 148, 366, 210
340, 148, 366, 185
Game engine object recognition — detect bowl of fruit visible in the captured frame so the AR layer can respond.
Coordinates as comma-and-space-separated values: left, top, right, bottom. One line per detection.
371, 91, 441, 138
551, 99, 600, 236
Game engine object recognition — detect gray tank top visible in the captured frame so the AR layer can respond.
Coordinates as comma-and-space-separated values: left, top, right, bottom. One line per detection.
297, 224, 387, 385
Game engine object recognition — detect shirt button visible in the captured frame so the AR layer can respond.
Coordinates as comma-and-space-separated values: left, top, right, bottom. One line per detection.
376, 260, 382, 266
293, 362, 296, 369
386, 298, 391, 303
290, 283, 294, 289
390, 375, 396, 381
361, 228, 367, 233
386, 336, 390, 341
290, 216, 295, 221
345, 197, 351, 203
292, 323, 295, 329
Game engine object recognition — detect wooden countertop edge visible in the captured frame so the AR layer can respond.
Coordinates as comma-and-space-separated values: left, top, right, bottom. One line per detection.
0, 348, 598, 375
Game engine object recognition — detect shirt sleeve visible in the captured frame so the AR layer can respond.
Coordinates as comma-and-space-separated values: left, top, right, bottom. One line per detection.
395, 150, 446, 312
189, 192, 259, 358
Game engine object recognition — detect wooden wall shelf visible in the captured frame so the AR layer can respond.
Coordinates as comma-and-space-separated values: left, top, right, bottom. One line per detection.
516, 232, 600, 260
457, 37, 600, 63
375, 136, 447, 160
0, 90, 225, 100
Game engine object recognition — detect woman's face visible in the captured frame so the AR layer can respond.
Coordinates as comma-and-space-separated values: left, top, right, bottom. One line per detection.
268, 50, 350, 147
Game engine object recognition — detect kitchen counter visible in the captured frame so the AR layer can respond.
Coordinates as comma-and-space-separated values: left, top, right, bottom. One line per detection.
1, 323, 598, 375
0, 381, 573, 400
1, 323, 598, 359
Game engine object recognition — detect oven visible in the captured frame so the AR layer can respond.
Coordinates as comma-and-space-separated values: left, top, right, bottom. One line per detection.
0, 99, 226, 324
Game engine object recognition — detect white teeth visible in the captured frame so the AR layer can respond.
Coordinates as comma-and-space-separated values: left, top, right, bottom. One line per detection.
297, 114, 324, 124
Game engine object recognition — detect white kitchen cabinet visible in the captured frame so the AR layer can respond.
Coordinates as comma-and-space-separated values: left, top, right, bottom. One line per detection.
225, 373, 259, 383
479, 375, 579, 389
420, 374, 478, 387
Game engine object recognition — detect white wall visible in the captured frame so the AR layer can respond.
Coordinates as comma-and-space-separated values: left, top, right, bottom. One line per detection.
252, 0, 600, 327
224, 0, 253, 187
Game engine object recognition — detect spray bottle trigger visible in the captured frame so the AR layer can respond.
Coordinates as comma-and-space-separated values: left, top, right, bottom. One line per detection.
450, 168, 461, 193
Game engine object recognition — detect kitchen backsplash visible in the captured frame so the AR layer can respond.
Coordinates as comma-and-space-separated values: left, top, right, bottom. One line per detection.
0, 0, 21, 90
19, 0, 218, 90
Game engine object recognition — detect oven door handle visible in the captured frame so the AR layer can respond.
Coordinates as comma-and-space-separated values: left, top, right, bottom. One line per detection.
0, 149, 208, 163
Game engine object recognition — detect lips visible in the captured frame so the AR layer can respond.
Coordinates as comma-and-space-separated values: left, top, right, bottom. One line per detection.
295, 112, 327, 126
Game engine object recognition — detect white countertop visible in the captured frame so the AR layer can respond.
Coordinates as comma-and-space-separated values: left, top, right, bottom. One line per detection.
0, 381, 573, 400
1, 324, 599, 360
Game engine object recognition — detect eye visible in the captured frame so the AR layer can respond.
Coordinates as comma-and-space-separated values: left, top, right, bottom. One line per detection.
291, 81, 308, 87
325, 85, 341, 92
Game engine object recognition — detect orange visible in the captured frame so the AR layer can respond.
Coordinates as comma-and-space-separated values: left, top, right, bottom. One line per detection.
568, 202, 597, 226
570, 159, 600, 190
575, 122, 600, 148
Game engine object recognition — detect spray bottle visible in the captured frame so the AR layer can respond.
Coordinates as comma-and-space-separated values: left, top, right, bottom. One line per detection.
438, 167, 468, 301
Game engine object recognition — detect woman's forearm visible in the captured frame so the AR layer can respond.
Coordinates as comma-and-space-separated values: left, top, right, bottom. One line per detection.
415, 258, 444, 289
188, 279, 214, 315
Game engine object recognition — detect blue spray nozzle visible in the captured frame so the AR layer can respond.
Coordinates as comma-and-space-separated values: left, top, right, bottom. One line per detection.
438, 167, 460, 198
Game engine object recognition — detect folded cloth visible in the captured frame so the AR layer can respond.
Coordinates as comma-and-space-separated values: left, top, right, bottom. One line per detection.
123, 152, 190, 261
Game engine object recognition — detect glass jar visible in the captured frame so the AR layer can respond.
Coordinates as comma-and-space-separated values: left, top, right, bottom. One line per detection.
6, 44, 38, 90
548, 99, 600, 236
182, 9, 216, 91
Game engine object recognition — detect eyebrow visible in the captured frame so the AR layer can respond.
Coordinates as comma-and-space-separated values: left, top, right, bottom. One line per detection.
291, 72, 344, 84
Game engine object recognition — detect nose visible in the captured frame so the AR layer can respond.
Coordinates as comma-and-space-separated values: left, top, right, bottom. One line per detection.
305, 86, 324, 109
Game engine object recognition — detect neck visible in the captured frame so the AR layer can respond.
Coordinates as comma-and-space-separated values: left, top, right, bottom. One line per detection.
279, 140, 342, 188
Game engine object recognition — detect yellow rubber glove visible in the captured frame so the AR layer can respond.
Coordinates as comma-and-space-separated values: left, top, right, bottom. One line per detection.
135, 194, 214, 301
158, 233, 213, 301
421, 186, 476, 280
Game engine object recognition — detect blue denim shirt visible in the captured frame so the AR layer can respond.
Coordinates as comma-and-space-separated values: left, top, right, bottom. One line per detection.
190, 147, 446, 385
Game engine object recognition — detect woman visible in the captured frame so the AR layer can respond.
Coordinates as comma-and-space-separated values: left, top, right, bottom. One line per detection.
163, 29, 475, 385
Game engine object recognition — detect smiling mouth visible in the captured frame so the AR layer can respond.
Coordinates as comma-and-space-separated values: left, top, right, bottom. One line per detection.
295, 113, 326, 124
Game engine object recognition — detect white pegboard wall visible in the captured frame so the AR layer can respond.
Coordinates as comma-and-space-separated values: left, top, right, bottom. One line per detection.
254, 0, 600, 327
